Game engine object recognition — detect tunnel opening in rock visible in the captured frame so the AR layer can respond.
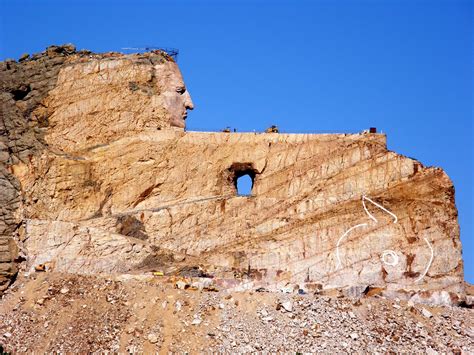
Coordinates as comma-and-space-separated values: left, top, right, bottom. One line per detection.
227, 162, 257, 196
236, 174, 253, 196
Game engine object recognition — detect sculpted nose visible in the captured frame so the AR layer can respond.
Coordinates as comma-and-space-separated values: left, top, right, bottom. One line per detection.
184, 91, 194, 110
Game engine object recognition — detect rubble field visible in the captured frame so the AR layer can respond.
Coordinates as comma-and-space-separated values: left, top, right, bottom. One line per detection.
0, 272, 472, 353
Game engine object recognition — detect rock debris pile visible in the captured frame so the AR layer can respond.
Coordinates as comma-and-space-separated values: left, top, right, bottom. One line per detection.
0, 273, 472, 353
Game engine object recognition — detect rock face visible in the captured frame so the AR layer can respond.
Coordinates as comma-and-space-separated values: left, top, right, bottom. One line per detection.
42, 52, 193, 152
0, 46, 464, 295
0, 45, 78, 291
0, 45, 192, 291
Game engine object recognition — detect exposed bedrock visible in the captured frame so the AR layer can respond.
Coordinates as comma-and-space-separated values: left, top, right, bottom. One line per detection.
14, 131, 463, 293
0, 44, 78, 291
0, 45, 191, 291
0, 46, 464, 296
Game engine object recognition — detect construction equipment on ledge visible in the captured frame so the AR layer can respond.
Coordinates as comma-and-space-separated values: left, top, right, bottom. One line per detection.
362, 127, 377, 134
222, 127, 231, 133
121, 47, 179, 61
265, 125, 279, 133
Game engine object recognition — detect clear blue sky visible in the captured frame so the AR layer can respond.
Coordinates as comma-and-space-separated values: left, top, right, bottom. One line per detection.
1, 0, 472, 282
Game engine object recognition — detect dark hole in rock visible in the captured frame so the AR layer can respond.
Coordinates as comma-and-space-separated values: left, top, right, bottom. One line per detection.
11, 84, 31, 101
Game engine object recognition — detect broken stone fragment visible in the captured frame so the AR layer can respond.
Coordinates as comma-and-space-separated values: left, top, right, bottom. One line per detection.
279, 300, 293, 312
343, 285, 369, 299
34, 264, 46, 272
147, 333, 159, 344
190, 281, 203, 290
35, 298, 44, 305
465, 295, 474, 308
18, 53, 29, 62
280, 284, 298, 294
191, 318, 202, 326
175, 280, 188, 290
421, 308, 433, 318
45, 44, 76, 57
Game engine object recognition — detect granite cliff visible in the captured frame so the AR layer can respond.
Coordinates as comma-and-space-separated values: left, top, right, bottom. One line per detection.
0, 45, 465, 300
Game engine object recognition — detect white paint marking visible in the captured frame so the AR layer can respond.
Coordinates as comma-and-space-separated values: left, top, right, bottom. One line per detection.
336, 196, 398, 271
362, 195, 398, 224
381, 250, 399, 266
362, 196, 378, 223
334, 195, 434, 284
415, 237, 434, 282
336, 223, 367, 270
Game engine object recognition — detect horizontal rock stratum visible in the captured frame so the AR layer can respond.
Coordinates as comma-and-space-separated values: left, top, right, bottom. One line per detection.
0, 45, 465, 297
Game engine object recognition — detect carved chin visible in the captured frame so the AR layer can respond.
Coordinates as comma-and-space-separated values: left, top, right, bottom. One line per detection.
170, 116, 185, 128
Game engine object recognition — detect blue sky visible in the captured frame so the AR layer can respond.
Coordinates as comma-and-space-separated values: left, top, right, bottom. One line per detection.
1, 0, 472, 282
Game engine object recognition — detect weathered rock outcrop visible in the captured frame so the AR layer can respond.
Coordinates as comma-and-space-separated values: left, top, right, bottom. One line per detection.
0, 44, 78, 291
0, 46, 464, 295
0, 45, 191, 291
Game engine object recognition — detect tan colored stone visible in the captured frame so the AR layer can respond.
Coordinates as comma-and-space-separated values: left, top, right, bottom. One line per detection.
16, 130, 463, 292
23, 219, 151, 274
41, 55, 193, 153
1, 47, 465, 296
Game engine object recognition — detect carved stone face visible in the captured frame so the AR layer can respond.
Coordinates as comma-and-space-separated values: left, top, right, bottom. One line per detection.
40, 53, 195, 153
154, 61, 194, 128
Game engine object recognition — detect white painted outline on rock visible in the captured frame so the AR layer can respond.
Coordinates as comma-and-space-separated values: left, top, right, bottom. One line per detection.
381, 250, 399, 266
336, 223, 367, 270
336, 195, 398, 270
335, 195, 434, 283
415, 237, 434, 282
362, 195, 398, 224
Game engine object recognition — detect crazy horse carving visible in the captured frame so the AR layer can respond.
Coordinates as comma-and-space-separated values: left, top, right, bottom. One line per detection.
0, 46, 464, 297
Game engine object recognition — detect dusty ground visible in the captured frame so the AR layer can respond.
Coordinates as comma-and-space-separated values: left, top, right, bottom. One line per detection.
0, 272, 472, 353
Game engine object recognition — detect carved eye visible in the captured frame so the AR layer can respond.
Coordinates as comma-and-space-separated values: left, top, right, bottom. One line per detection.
176, 87, 186, 94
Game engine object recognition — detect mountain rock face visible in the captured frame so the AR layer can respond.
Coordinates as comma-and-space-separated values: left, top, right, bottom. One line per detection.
0, 45, 191, 291
0, 46, 464, 297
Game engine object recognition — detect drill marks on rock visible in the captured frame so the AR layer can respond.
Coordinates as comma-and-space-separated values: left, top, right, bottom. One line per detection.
82, 194, 234, 222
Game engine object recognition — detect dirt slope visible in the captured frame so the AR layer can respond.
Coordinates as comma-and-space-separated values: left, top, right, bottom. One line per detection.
0, 273, 472, 353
